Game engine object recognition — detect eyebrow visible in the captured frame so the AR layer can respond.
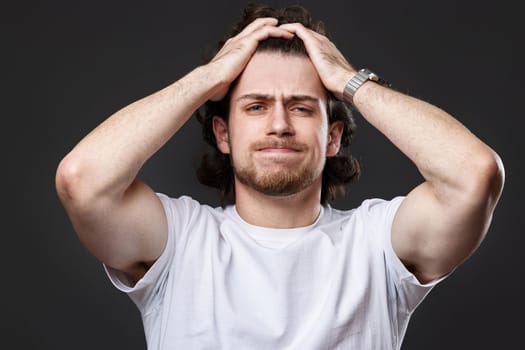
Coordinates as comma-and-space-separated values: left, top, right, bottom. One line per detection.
235, 93, 320, 104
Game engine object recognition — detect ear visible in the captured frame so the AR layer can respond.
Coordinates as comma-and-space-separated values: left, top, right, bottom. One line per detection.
326, 121, 344, 157
212, 116, 230, 154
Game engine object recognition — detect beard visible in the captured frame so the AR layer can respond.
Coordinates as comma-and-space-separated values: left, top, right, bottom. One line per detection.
232, 154, 324, 196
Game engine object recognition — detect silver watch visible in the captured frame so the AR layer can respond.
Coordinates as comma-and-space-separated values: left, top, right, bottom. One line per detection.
343, 68, 390, 107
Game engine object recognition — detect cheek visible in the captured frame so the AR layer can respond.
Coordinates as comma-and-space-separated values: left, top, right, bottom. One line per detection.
318, 139, 329, 158
310, 127, 329, 151
228, 131, 249, 159
229, 119, 259, 147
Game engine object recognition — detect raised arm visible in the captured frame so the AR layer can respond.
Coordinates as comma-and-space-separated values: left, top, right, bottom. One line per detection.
55, 18, 293, 282
283, 23, 505, 283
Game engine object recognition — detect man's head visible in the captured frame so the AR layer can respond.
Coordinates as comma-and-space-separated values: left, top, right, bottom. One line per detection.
196, 4, 360, 206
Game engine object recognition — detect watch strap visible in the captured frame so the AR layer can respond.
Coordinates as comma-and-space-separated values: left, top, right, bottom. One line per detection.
343, 68, 390, 107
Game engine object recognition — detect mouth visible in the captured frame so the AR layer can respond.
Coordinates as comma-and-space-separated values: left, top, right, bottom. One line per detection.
257, 147, 300, 153
254, 140, 304, 153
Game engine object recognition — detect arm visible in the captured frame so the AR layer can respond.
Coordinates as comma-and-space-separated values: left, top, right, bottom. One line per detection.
55, 68, 214, 283
55, 18, 293, 282
283, 23, 505, 283
354, 84, 504, 283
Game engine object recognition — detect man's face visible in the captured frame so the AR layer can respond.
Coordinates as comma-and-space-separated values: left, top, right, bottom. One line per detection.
214, 52, 339, 197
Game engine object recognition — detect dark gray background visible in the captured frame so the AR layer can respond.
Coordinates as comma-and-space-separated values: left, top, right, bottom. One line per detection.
5, 0, 523, 349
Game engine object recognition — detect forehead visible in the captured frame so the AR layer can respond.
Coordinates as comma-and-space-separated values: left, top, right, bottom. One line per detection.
230, 52, 326, 102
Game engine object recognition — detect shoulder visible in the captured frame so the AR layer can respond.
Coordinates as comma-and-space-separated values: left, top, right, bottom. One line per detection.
355, 196, 405, 224
322, 196, 405, 222
156, 194, 225, 216
317, 197, 405, 245
155, 193, 228, 234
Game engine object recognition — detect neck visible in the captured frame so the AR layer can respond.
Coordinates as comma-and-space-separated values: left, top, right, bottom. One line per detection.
234, 178, 322, 228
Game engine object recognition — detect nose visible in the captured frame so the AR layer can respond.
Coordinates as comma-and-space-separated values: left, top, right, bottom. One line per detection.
267, 103, 294, 137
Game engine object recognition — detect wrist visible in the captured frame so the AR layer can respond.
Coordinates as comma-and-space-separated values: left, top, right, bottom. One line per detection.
342, 68, 390, 108
189, 64, 230, 102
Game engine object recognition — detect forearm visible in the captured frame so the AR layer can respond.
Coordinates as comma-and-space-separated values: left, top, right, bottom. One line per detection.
352, 81, 502, 202
58, 64, 222, 200
277, 21, 502, 202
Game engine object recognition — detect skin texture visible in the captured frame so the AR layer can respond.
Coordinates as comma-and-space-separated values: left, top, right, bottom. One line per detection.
213, 52, 343, 228
55, 17, 504, 285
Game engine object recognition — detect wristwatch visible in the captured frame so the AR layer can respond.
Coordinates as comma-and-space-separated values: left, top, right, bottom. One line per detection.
343, 68, 390, 107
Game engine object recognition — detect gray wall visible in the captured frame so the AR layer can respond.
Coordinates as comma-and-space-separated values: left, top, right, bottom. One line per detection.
5, 0, 522, 348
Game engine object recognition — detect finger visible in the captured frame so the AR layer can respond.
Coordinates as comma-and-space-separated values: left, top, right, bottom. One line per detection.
238, 17, 279, 37
247, 25, 295, 42
279, 22, 323, 43
279, 22, 307, 35
217, 25, 294, 59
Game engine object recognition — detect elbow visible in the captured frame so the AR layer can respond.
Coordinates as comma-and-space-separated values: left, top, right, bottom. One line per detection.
490, 151, 505, 193
55, 155, 94, 208
467, 149, 505, 206
55, 156, 78, 203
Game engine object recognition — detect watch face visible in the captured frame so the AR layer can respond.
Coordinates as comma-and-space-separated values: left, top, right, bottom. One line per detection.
363, 69, 390, 87
368, 72, 380, 82
360, 68, 381, 83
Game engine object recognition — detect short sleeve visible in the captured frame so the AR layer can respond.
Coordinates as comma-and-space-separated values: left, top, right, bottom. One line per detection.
103, 193, 199, 315
362, 196, 448, 312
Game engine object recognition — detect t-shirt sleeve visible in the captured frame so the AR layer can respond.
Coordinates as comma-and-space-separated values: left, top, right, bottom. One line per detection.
363, 196, 449, 312
103, 193, 198, 315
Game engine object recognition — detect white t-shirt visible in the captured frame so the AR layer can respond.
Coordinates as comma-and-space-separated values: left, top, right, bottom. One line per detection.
105, 194, 446, 350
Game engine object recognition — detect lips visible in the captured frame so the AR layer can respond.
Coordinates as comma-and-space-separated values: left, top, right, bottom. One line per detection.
253, 140, 305, 152
258, 147, 299, 153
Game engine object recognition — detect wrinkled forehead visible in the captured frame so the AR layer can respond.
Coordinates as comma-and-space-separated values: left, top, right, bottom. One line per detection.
230, 52, 327, 104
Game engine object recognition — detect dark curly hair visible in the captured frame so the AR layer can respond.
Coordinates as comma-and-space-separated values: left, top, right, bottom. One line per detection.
195, 3, 360, 206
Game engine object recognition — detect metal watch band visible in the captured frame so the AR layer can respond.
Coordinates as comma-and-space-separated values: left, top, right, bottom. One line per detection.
343, 68, 388, 107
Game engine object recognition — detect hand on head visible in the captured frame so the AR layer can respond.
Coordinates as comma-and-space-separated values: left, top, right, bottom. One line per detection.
208, 18, 356, 102
279, 22, 356, 99
208, 18, 293, 101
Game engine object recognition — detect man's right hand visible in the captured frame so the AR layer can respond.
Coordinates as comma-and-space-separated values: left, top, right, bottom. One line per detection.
55, 16, 293, 284
207, 17, 294, 101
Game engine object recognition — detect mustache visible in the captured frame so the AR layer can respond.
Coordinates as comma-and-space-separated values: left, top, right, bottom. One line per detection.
251, 139, 307, 151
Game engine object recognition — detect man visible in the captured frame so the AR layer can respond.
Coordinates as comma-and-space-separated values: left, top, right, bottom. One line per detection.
55, 4, 504, 349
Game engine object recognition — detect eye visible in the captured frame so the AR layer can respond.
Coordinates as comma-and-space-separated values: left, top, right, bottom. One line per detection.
246, 104, 266, 112
291, 106, 313, 115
